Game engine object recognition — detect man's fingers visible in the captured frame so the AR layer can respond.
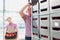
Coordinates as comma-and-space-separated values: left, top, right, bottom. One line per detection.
27, 3, 31, 6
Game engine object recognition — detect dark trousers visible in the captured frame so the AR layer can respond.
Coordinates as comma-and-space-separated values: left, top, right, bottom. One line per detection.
25, 36, 31, 40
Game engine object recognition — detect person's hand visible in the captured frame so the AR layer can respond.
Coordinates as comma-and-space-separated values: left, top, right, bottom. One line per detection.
26, 3, 31, 7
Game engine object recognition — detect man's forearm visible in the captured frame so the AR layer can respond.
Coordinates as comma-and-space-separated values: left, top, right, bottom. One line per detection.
20, 4, 27, 12
19, 4, 28, 17
19, 3, 31, 17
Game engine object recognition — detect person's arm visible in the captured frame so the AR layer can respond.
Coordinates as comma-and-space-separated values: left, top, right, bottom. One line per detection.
19, 3, 31, 18
6, 25, 8, 32
14, 24, 17, 32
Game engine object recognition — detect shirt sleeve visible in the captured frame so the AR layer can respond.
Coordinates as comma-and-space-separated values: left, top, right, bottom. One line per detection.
6, 25, 9, 31
22, 14, 27, 20
14, 24, 17, 29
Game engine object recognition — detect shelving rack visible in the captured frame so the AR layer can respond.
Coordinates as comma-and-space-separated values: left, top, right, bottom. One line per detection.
28, 0, 60, 40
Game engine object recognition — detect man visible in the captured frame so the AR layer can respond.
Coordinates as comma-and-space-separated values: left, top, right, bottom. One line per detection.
19, 3, 32, 40
5, 17, 17, 40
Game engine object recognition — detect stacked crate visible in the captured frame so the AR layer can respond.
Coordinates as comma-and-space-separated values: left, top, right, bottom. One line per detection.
50, 0, 60, 40
32, 3, 40, 40
40, 15, 50, 40
39, 0, 50, 40
30, 0, 60, 40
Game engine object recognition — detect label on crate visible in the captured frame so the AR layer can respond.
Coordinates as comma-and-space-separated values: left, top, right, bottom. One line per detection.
54, 22, 59, 27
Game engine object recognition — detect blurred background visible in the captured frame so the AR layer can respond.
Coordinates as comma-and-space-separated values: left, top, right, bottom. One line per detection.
0, 0, 28, 40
